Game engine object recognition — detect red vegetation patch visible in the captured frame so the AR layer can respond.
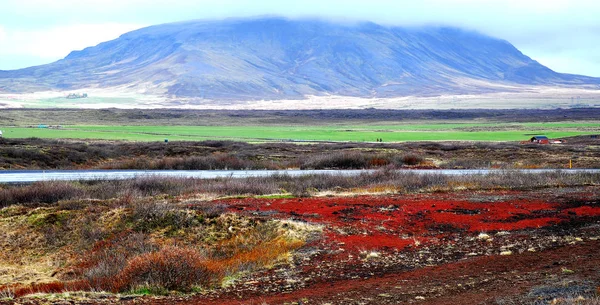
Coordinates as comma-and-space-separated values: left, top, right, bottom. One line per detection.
223, 192, 600, 252
564, 206, 600, 217
0, 280, 91, 298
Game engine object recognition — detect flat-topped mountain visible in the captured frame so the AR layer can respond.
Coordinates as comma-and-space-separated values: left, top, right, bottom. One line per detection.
1, 17, 599, 99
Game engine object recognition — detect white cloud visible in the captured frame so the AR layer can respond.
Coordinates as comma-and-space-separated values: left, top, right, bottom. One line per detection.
534, 56, 600, 77
0, 23, 145, 59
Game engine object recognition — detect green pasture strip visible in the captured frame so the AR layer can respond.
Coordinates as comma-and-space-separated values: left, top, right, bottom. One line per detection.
0, 128, 200, 141
521, 122, 600, 128
350, 122, 599, 130
0, 125, 596, 142
65, 122, 598, 133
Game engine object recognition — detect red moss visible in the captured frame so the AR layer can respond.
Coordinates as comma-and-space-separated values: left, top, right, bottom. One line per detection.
564, 206, 600, 216
330, 233, 414, 251
2, 280, 91, 298
221, 192, 600, 254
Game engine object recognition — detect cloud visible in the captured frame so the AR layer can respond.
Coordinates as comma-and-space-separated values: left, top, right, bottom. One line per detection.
0, 23, 144, 60
1, 0, 599, 75
534, 55, 600, 77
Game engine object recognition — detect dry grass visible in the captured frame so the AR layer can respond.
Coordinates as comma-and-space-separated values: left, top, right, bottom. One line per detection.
1, 170, 599, 208
209, 222, 305, 276
550, 297, 600, 305
0, 192, 315, 298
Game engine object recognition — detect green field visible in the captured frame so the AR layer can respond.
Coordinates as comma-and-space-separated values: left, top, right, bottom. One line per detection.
1, 122, 598, 142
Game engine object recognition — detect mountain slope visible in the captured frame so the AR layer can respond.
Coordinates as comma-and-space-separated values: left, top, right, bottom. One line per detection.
1, 17, 599, 99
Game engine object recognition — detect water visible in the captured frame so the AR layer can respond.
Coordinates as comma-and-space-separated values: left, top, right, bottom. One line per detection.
0, 169, 598, 183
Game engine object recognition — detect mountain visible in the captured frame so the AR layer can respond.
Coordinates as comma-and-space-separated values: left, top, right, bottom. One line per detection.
1, 17, 599, 100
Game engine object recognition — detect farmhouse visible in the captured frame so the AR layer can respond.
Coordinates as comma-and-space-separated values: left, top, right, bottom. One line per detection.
530, 136, 549, 144
66, 93, 88, 99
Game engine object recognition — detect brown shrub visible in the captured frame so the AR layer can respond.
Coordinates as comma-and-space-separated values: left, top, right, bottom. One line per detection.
0, 181, 83, 207
402, 154, 423, 166
78, 232, 157, 292
115, 246, 214, 292
300, 151, 369, 169
368, 157, 390, 167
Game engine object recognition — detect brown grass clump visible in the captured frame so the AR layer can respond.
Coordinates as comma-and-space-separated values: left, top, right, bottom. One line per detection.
205, 222, 305, 278
1, 280, 92, 298
115, 246, 214, 292
211, 236, 304, 276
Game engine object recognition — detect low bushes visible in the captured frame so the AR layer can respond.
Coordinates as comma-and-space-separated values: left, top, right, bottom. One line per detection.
1, 171, 599, 208
0, 181, 83, 208
116, 246, 213, 292
111, 154, 262, 171
299, 152, 425, 169
79, 233, 157, 292
300, 152, 369, 169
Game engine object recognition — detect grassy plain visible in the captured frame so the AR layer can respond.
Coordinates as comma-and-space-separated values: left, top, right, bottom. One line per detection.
1, 109, 598, 142
0, 123, 598, 142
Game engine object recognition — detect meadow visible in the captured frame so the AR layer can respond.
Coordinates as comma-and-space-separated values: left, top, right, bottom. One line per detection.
0, 108, 598, 142
0, 122, 597, 142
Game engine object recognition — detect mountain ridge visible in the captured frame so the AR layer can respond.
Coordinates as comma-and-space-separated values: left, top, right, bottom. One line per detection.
1, 17, 599, 100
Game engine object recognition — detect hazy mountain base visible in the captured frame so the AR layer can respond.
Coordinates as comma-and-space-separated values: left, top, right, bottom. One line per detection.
1, 86, 600, 109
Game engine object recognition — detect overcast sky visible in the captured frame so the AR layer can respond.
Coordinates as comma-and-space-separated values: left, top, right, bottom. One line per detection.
1, 0, 599, 76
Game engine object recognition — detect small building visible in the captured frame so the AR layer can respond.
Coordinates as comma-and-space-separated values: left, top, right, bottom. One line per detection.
66, 93, 88, 99
530, 136, 549, 144
0, 130, 3, 138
